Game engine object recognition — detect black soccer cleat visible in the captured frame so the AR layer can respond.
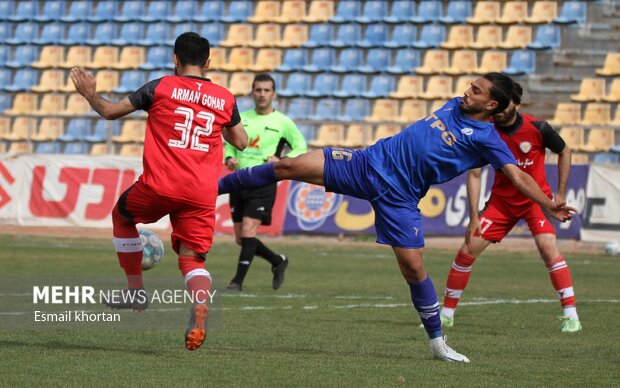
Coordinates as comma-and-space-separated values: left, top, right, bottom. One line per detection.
103, 288, 149, 311
226, 281, 243, 291
271, 255, 288, 290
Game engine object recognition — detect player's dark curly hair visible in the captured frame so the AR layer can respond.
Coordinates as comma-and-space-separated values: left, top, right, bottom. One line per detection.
511, 79, 523, 105
174, 32, 210, 67
252, 74, 277, 92
482, 72, 515, 115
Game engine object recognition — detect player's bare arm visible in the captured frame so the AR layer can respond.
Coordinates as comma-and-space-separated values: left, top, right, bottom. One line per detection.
555, 146, 572, 204
465, 168, 483, 246
222, 122, 248, 151
70, 67, 136, 120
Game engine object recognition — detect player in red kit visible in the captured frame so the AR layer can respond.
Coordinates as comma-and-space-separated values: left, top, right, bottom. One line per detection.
439, 80, 582, 333
71, 32, 248, 350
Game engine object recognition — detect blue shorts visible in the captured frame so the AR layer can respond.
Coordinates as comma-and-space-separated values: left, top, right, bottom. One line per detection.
322, 148, 424, 248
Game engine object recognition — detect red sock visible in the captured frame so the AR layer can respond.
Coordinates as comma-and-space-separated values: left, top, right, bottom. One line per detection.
546, 256, 576, 307
443, 252, 476, 309
112, 206, 143, 289
179, 256, 212, 304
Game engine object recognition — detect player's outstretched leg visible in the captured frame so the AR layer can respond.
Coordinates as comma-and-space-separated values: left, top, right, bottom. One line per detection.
546, 256, 582, 333
219, 164, 278, 194
179, 255, 212, 350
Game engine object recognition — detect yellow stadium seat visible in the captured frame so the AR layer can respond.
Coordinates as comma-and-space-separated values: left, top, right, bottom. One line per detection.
603, 78, 620, 103
571, 153, 590, 164
580, 103, 611, 126
208, 47, 227, 71
4, 93, 38, 116
90, 143, 109, 155
119, 144, 144, 157
32, 46, 64, 69
207, 72, 229, 88
549, 103, 582, 126
416, 50, 449, 75
0, 142, 5, 153
31, 118, 64, 141
220, 48, 254, 71
34, 93, 65, 116
31, 70, 65, 92
111, 46, 145, 70
396, 99, 427, 123
112, 120, 146, 143
60, 46, 92, 69
86, 46, 119, 69
340, 124, 372, 148
445, 50, 478, 75
309, 124, 345, 147
8, 142, 31, 154
372, 124, 400, 144
429, 100, 449, 113
247, 1, 281, 23
228, 72, 254, 96
365, 99, 400, 123
93, 70, 120, 93
571, 78, 606, 102
453, 75, 478, 97
274, 1, 307, 23
497, 25, 532, 49
474, 51, 507, 74
441, 25, 474, 50
275, 24, 308, 48
581, 127, 615, 152
59, 93, 91, 116
420, 76, 454, 100
247, 48, 282, 71
469, 25, 502, 50
0, 117, 11, 138
389, 75, 424, 99
596, 53, 620, 76
559, 126, 585, 150
3, 117, 36, 141
220, 24, 254, 47
496, 1, 528, 24
249, 24, 281, 48
466, 1, 500, 24
524, 1, 558, 24
303, 1, 334, 23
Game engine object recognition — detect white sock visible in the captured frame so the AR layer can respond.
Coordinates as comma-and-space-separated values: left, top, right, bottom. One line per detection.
441, 307, 455, 319
563, 306, 579, 320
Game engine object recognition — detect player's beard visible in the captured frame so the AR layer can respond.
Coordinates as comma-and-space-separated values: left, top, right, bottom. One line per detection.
493, 105, 517, 126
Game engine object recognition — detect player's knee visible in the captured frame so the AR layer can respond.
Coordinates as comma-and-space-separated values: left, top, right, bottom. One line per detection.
274, 158, 295, 179
111, 204, 133, 227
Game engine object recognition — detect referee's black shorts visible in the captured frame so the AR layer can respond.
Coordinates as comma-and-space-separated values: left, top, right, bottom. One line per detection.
229, 183, 277, 225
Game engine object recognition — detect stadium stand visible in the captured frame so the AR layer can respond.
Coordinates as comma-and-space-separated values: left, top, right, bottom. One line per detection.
596, 53, 620, 76
571, 78, 607, 102
467, 1, 501, 24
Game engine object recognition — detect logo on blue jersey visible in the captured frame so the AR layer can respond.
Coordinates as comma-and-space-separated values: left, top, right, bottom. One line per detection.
461, 127, 474, 135
287, 182, 343, 231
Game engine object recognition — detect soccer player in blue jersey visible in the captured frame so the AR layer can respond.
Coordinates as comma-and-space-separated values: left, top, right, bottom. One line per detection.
218, 73, 575, 363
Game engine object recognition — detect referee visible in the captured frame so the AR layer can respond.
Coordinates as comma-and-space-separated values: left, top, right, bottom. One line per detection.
224, 74, 307, 291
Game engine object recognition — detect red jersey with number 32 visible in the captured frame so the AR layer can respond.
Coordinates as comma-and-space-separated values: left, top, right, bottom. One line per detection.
129, 75, 240, 207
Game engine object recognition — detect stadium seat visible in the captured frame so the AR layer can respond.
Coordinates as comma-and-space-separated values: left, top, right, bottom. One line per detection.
596, 53, 620, 76
31, 118, 64, 142
198, 23, 225, 47
274, 0, 307, 23
33, 23, 64, 45
220, 48, 254, 71
549, 103, 582, 127
554, 1, 587, 24
207, 47, 227, 71
61, 1, 90, 23
221, 1, 254, 23
60, 93, 92, 116
411, 1, 442, 24
355, 1, 388, 24
396, 99, 428, 123
603, 78, 620, 103
7, 141, 31, 154
276, 49, 308, 72
416, 50, 450, 75
276, 24, 308, 48
206, 72, 228, 88
558, 126, 585, 150
64, 142, 90, 155
139, 1, 170, 23
148, 70, 169, 82
192, 1, 223, 23
469, 25, 502, 49
525, 1, 558, 24
0, 1, 14, 21
284, 98, 313, 120
411, 25, 446, 49
303, 1, 334, 23
113, 1, 145, 23
5, 69, 38, 92
0, 68, 11, 89
496, 1, 527, 24
341, 124, 372, 148
389, 76, 424, 99
441, 25, 474, 49
445, 50, 478, 75
498, 25, 532, 49
333, 74, 366, 98
453, 75, 478, 97
138, 47, 168, 71
330, 48, 363, 73
467, 1, 500, 24
220, 24, 253, 47
386, 49, 421, 75
0, 117, 10, 139
358, 48, 391, 74
503, 50, 537, 75
111, 47, 145, 70
4, 93, 37, 115
111, 23, 146, 47
439, 1, 473, 24
113, 120, 146, 143
5, 22, 38, 45
247, 48, 281, 71
581, 103, 611, 126
421, 76, 454, 100
59, 23, 89, 46
8, 1, 37, 22
58, 118, 91, 142
302, 24, 333, 48
279, 73, 312, 97
112, 71, 145, 94
35, 142, 61, 154
591, 153, 620, 163
0, 45, 8, 66
86, 24, 116, 46
302, 48, 336, 73
305, 73, 340, 98
429, 100, 450, 113
329, 1, 362, 24
227, 72, 254, 96
309, 124, 345, 147
571, 78, 606, 102
0, 94, 12, 112
93, 70, 120, 93
372, 124, 400, 144
87, 120, 120, 143
366, 99, 399, 123
357, 24, 389, 49
329, 24, 362, 48
247, 1, 280, 23
340, 98, 371, 121
527, 25, 561, 50
249, 24, 281, 48
474, 51, 507, 74
309, 99, 341, 121
361, 75, 396, 99
119, 144, 144, 157
384, 1, 416, 24
90, 143, 109, 155
32, 46, 64, 68
34, 94, 65, 116
31, 70, 64, 92
383, 24, 417, 49
5, 45, 39, 68
581, 127, 615, 152
3, 117, 35, 141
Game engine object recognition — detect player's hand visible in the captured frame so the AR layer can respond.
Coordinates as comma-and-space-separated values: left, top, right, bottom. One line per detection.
465, 216, 481, 247
225, 157, 238, 171
548, 200, 576, 222
70, 67, 97, 98
265, 155, 280, 163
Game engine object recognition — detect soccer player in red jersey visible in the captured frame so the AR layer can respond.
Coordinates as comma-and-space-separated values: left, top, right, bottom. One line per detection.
440, 80, 582, 333
71, 32, 248, 350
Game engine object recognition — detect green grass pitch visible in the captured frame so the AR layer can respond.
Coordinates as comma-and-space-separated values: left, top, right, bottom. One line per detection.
0, 233, 619, 387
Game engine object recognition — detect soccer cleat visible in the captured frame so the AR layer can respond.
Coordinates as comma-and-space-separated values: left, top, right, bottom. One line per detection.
103, 288, 148, 311
419, 314, 454, 329
559, 316, 582, 333
185, 303, 208, 350
226, 281, 243, 291
430, 336, 470, 363
271, 255, 288, 290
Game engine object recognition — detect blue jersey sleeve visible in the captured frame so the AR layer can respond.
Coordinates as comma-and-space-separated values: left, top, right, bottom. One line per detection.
478, 130, 517, 170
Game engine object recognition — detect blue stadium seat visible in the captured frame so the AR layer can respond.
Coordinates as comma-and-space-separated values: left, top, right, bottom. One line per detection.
411, 1, 442, 24
193, 1, 225, 23
114, 1, 145, 23
384, 24, 417, 49
302, 48, 336, 73
111, 23, 146, 46
139, 1, 170, 23
284, 98, 312, 120
592, 153, 620, 163
302, 24, 333, 48
138, 47, 169, 71
554, 1, 587, 24
333, 74, 367, 98
5, 69, 38, 92
60, 1, 89, 23
138, 23, 169, 46
59, 23, 89, 45
329, 24, 362, 48
340, 99, 371, 122
329, 1, 362, 24
235, 96, 254, 112
58, 119, 91, 142
0, 69, 12, 87
167, 24, 195, 46
503, 50, 536, 76
309, 99, 341, 121
358, 48, 391, 74
86, 24, 116, 46
612, 143, 620, 154
87, 1, 117, 23
64, 142, 90, 155
384, 1, 416, 24
361, 75, 396, 98
86, 120, 119, 143
411, 25, 446, 49
199, 23, 225, 47
0, 46, 9, 67
36, 142, 61, 154
527, 25, 561, 50
5, 45, 39, 68
439, 1, 473, 24
278, 73, 311, 97
112, 71, 146, 94
0, 1, 14, 21
305, 73, 340, 98
0, 22, 11, 42
297, 124, 316, 143
0, 93, 13, 111
357, 24, 389, 48
8, 1, 37, 22
34, 1, 65, 22
33, 23, 64, 45
386, 49, 421, 74
5, 22, 38, 45
355, 1, 389, 24
148, 70, 170, 81
168, 1, 198, 23
331, 48, 363, 73
276, 49, 308, 72
221, 1, 254, 23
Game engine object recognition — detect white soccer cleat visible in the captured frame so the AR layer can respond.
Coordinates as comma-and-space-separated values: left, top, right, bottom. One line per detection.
429, 336, 470, 363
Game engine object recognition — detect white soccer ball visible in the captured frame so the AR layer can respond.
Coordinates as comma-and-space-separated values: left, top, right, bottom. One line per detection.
604, 241, 620, 256
139, 229, 164, 270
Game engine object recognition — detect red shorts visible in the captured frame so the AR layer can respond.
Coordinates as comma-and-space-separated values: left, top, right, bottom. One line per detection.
474, 195, 556, 242
118, 181, 215, 254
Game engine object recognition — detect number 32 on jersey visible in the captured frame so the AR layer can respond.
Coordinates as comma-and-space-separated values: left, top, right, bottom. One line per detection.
170, 106, 215, 152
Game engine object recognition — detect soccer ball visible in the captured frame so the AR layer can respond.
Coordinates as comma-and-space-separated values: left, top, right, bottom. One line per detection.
604, 241, 620, 256
139, 229, 164, 270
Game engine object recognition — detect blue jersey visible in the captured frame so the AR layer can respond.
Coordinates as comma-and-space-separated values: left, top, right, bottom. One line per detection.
366, 98, 517, 201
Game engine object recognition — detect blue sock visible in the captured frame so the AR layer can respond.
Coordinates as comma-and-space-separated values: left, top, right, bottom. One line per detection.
218, 164, 278, 194
408, 277, 442, 339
